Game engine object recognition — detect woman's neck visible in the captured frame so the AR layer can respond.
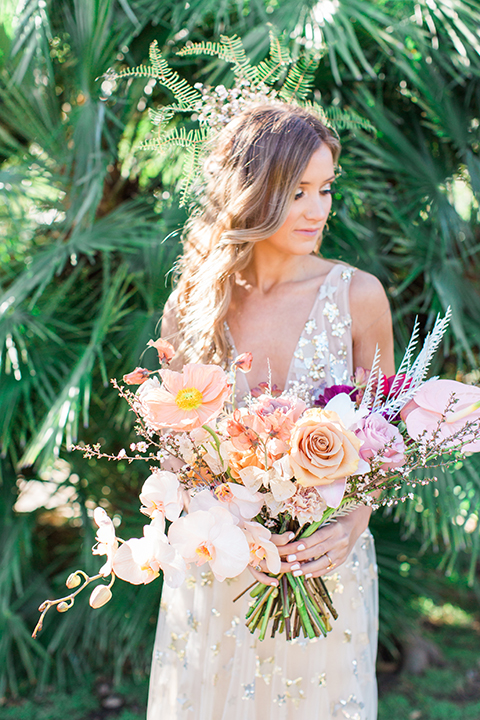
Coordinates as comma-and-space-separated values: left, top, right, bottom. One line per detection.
242, 245, 320, 293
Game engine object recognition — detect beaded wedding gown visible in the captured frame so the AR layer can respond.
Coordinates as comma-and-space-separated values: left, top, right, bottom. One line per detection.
147, 263, 378, 720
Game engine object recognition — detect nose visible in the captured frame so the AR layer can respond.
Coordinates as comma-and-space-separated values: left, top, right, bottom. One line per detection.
304, 193, 331, 222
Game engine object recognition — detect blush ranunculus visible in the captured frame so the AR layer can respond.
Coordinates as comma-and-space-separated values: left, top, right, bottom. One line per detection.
355, 413, 405, 467
138, 363, 230, 431
401, 379, 480, 452
289, 408, 362, 488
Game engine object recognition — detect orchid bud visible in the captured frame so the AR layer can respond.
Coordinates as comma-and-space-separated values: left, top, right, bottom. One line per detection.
66, 572, 81, 589
89, 585, 112, 609
123, 367, 150, 385
57, 602, 70, 613
233, 352, 253, 373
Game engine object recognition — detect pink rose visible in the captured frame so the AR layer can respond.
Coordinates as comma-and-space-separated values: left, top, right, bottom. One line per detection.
401, 379, 480, 453
289, 408, 361, 488
356, 413, 405, 467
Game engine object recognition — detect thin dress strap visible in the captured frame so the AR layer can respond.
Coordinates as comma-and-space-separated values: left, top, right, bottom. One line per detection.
286, 263, 355, 394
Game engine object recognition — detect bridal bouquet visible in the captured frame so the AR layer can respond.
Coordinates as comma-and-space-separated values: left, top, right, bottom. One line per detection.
33, 310, 480, 641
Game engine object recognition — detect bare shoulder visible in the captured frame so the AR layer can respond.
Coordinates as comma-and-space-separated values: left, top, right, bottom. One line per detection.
348, 268, 395, 374
161, 290, 180, 340
349, 269, 390, 322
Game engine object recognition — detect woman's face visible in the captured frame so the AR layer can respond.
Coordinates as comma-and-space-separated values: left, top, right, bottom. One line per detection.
259, 144, 335, 257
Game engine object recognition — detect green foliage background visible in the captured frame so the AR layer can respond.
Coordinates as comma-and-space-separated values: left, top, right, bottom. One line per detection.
0, 0, 479, 702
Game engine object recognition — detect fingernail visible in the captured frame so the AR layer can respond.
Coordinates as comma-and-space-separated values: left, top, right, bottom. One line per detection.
287, 554, 297, 562
293, 569, 303, 577
297, 544, 305, 551
305, 573, 313, 579
290, 563, 300, 571
287, 532, 295, 540
270, 580, 279, 587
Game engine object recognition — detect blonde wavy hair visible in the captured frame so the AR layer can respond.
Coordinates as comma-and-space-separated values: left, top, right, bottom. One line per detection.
173, 104, 341, 364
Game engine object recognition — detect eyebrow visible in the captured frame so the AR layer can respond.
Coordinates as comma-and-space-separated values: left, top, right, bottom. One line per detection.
299, 175, 336, 185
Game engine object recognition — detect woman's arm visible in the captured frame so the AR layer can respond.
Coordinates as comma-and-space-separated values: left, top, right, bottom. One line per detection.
350, 270, 395, 377
251, 271, 394, 582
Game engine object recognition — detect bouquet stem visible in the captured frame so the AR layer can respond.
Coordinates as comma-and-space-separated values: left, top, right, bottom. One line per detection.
238, 572, 337, 641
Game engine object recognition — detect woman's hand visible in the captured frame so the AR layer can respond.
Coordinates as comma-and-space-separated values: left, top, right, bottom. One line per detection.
278, 505, 372, 578
247, 531, 297, 586
249, 505, 372, 583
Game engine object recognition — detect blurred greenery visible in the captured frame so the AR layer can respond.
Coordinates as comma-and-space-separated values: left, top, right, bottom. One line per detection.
0, 0, 479, 705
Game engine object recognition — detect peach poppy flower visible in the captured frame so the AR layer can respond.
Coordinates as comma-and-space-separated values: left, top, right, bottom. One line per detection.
138, 363, 230, 431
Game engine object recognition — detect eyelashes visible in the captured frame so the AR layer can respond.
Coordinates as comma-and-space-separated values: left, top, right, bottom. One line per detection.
294, 187, 333, 200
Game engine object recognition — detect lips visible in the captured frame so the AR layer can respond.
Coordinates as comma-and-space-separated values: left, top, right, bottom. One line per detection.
295, 228, 321, 235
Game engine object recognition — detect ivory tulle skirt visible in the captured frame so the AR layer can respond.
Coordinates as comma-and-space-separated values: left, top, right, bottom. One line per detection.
147, 529, 378, 720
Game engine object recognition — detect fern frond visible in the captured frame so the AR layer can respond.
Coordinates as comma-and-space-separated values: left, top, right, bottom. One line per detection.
140, 126, 210, 205
147, 106, 175, 127
256, 31, 291, 86
177, 35, 258, 84
321, 105, 376, 134
113, 65, 161, 80
218, 34, 258, 84
141, 126, 210, 151
147, 41, 200, 108
177, 40, 231, 61
113, 41, 200, 109
279, 55, 319, 102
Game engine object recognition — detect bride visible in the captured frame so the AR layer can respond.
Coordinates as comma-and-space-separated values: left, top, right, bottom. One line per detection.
147, 104, 394, 719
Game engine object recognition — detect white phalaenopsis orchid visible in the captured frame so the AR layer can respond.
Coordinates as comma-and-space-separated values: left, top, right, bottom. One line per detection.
139, 470, 184, 525
113, 519, 186, 588
92, 507, 118, 577
168, 505, 250, 581
242, 520, 281, 574
189, 485, 263, 522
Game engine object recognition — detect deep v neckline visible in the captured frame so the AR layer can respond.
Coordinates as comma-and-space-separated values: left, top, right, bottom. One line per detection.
226, 263, 340, 395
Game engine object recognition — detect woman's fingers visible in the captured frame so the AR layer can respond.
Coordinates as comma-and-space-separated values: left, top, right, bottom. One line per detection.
270, 532, 296, 547
276, 524, 337, 560
298, 552, 338, 578
247, 564, 279, 587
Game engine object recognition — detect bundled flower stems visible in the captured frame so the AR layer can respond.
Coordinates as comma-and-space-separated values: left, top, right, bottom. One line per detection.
33, 311, 480, 641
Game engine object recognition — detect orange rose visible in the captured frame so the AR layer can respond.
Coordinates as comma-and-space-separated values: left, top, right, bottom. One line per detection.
289, 408, 361, 487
